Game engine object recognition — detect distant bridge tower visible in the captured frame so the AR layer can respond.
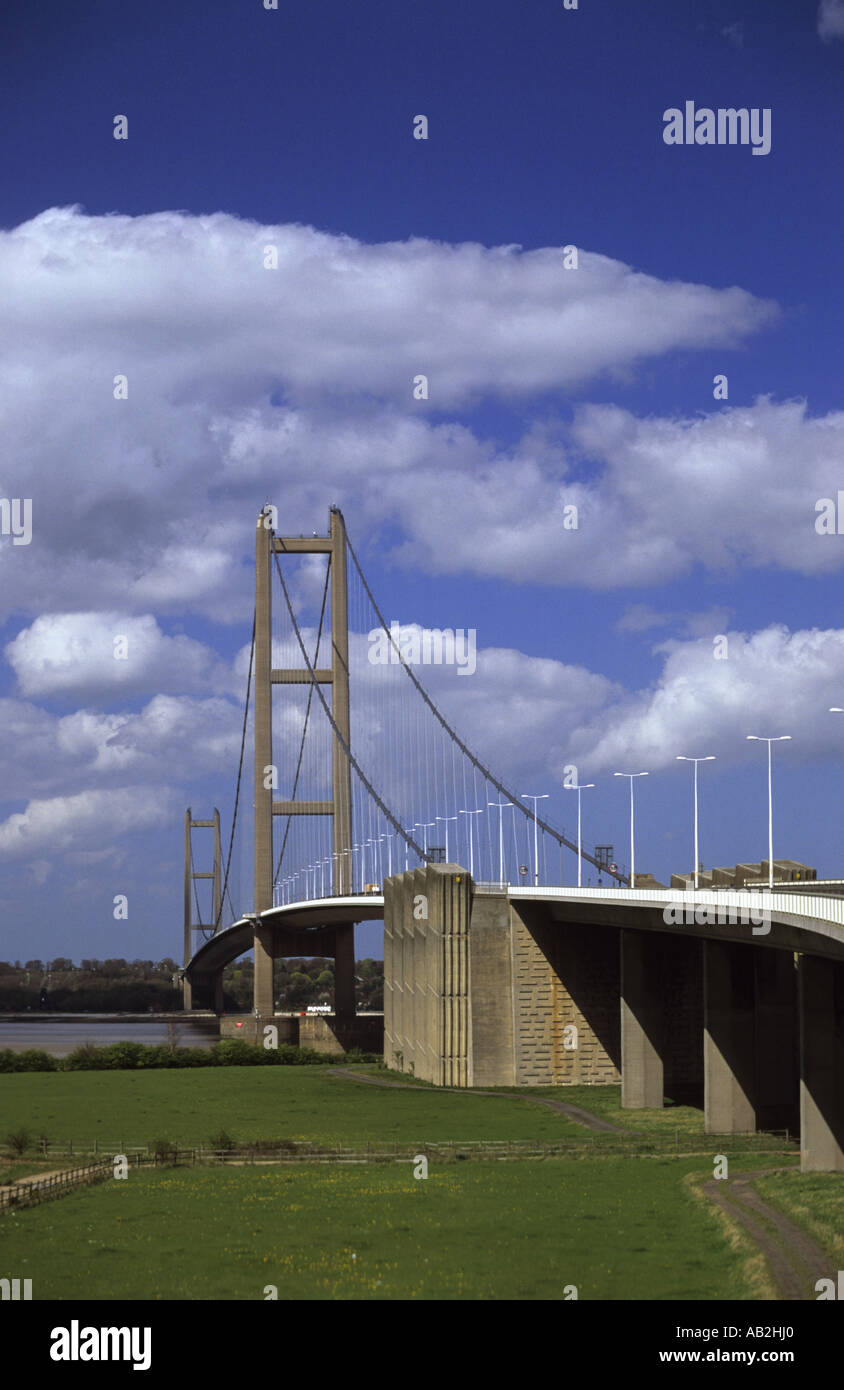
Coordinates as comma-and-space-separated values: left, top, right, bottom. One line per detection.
253, 506, 354, 1017
183, 807, 222, 1009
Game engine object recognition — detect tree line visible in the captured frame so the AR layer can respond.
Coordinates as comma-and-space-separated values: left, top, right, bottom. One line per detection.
0, 956, 384, 1013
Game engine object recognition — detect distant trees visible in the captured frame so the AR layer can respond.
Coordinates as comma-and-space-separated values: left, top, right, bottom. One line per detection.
0, 954, 385, 1014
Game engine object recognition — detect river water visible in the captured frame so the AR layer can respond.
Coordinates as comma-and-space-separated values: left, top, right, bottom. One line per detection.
0, 1017, 220, 1056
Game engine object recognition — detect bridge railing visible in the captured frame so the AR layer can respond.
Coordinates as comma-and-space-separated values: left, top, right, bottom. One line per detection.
510, 884, 844, 930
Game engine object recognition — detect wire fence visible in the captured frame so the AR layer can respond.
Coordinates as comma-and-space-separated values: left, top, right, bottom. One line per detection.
1, 1130, 798, 1209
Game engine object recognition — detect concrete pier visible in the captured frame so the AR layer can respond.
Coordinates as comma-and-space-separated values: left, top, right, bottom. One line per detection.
620, 929, 664, 1109
799, 955, 844, 1172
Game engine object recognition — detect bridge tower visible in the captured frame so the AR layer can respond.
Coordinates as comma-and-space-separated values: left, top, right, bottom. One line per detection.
253, 506, 355, 1017
183, 807, 222, 1009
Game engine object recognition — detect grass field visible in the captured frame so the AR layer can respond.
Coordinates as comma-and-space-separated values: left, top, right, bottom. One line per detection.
0, 1156, 776, 1301
0, 1066, 798, 1155
3, 1065, 839, 1301
0, 1064, 594, 1149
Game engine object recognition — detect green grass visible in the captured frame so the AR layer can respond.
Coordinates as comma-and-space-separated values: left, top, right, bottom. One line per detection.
0, 1159, 61, 1184
529, 1084, 706, 1133
0, 1067, 798, 1157
490, 1083, 797, 1151
752, 1170, 844, 1263
0, 1157, 773, 1301
0, 1064, 594, 1149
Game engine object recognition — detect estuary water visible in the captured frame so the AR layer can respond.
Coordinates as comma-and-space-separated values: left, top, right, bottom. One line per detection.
0, 1016, 220, 1056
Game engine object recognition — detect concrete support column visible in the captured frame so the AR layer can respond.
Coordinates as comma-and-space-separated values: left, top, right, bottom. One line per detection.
334, 921, 356, 1021
704, 940, 756, 1133
212, 807, 222, 926
469, 886, 514, 1088
253, 927, 275, 1016
253, 511, 274, 1015
182, 975, 193, 1011
755, 950, 798, 1134
330, 509, 353, 895
383, 865, 470, 1085
799, 955, 844, 1172
213, 971, 224, 1015
183, 807, 192, 977
620, 930, 664, 1109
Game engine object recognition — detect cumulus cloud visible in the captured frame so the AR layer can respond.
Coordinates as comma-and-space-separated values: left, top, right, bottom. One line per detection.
0, 786, 176, 858
818, 0, 844, 39
0, 206, 778, 619
338, 622, 844, 803
56, 695, 244, 777
572, 625, 844, 773
5, 613, 228, 699
382, 398, 844, 588
2, 620, 844, 871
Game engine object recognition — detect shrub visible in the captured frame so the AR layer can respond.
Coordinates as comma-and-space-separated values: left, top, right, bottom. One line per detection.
210, 1040, 266, 1066
5, 1127, 31, 1155
151, 1138, 178, 1164
0, 1048, 57, 1072
63, 1041, 107, 1070
0, 1038, 379, 1074
207, 1128, 236, 1152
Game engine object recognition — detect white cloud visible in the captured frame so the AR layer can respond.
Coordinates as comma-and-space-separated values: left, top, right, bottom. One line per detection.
573, 625, 844, 773
818, 0, 844, 39
0, 786, 176, 858
350, 623, 844, 796
56, 695, 244, 776
380, 398, 844, 588
2, 620, 844, 875
5, 613, 227, 699
0, 206, 778, 619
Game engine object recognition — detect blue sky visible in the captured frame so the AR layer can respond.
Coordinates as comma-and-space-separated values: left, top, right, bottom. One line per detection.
1, 0, 844, 961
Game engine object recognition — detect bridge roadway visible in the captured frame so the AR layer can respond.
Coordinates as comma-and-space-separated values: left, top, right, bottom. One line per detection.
185, 875, 844, 1170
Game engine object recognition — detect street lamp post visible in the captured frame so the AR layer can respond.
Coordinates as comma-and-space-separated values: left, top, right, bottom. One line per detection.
746, 735, 791, 890
613, 772, 648, 886
564, 781, 595, 887
414, 822, 435, 857
520, 793, 549, 886
488, 801, 514, 885
436, 815, 458, 862
676, 755, 716, 889
459, 808, 484, 877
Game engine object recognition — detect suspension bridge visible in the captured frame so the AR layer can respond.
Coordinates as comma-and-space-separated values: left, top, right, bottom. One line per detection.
181, 507, 844, 1172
